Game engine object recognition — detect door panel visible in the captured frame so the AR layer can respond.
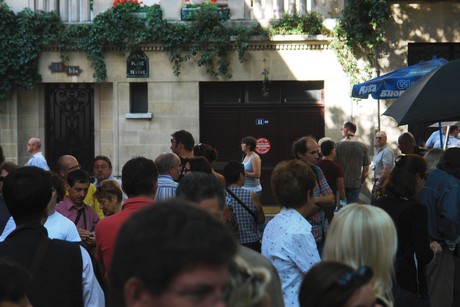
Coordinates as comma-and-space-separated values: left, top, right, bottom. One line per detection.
45, 83, 95, 174
200, 81, 325, 205
201, 105, 324, 205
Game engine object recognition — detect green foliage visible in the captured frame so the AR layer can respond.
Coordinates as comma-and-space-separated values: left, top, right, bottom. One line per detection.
332, 0, 390, 83
184, 1, 218, 9
1, 3, 354, 99
270, 12, 330, 36
0, 3, 63, 100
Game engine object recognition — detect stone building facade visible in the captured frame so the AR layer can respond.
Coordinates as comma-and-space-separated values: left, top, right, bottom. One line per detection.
1, 0, 459, 202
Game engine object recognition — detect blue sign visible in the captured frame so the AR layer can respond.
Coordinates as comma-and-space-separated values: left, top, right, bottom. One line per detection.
256, 119, 269, 125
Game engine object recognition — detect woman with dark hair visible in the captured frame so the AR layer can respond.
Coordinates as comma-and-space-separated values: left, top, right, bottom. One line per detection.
224, 160, 265, 252
262, 159, 320, 307
193, 143, 225, 184
376, 154, 441, 302
299, 261, 375, 307
241, 136, 262, 197
184, 156, 212, 175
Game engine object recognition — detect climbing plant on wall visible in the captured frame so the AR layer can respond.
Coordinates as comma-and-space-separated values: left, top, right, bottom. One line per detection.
331, 0, 390, 84
0, 0, 338, 100
0, 4, 63, 100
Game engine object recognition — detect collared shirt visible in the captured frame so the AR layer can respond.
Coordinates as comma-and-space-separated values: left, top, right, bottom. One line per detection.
262, 208, 320, 307
430, 135, 460, 149
56, 197, 99, 232
83, 183, 105, 219
0, 212, 81, 242
226, 186, 259, 244
372, 144, 395, 180
96, 196, 154, 277
25, 152, 50, 171
65, 184, 106, 220
426, 131, 446, 148
307, 164, 332, 242
155, 175, 178, 201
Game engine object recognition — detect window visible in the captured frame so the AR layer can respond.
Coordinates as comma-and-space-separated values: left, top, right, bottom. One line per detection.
34, 0, 92, 23
125, 82, 152, 119
130, 83, 148, 113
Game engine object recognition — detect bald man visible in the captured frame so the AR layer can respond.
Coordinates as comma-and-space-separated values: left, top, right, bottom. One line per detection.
397, 132, 426, 156
25, 138, 50, 170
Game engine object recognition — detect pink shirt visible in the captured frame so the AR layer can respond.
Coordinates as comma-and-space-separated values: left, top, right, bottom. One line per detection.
56, 197, 100, 232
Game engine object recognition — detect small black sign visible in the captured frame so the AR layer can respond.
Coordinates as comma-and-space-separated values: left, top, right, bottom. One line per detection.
127, 51, 149, 78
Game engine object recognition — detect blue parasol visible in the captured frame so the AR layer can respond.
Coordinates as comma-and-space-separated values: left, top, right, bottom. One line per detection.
351, 57, 448, 99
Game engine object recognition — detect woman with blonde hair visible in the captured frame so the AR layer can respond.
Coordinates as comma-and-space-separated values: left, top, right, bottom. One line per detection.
323, 204, 397, 307
93, 179, 123, 216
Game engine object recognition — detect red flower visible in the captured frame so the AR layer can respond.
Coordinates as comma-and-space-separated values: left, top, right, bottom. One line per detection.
211, 0, 217, 2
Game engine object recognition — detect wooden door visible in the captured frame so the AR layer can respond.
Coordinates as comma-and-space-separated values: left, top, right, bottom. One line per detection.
200, 81, 325, 205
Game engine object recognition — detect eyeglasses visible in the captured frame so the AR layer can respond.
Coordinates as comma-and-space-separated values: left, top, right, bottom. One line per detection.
171, 139, 177, 144
335, 266, 373, 288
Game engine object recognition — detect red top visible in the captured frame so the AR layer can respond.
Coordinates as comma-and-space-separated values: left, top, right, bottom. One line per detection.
95, 197, 154, 277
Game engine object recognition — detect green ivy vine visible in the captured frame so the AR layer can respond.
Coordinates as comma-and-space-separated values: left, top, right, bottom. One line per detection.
331, 0, 390, 84
0, 1, 387, 101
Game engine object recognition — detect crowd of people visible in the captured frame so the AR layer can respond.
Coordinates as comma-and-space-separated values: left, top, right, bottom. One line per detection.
0, 125, 459, 307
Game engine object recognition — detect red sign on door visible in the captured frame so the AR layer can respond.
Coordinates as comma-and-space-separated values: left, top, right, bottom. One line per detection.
255, 138, 271, 155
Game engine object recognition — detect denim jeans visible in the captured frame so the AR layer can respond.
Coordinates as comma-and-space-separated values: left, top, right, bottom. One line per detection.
345, 187, 360, 204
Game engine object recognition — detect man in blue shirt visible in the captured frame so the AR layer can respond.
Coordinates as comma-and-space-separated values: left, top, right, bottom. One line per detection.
25, 138, 50, 171
154, 152, 181, 200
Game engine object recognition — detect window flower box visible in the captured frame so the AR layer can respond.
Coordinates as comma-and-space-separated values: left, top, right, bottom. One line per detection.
114, 0, 162, 20
181, 7, 230, 21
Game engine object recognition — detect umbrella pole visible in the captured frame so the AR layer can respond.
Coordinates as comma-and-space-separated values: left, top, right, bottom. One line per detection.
438, 122, 444, 149
377, 99, 381, 131
443, 125, 450, 150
